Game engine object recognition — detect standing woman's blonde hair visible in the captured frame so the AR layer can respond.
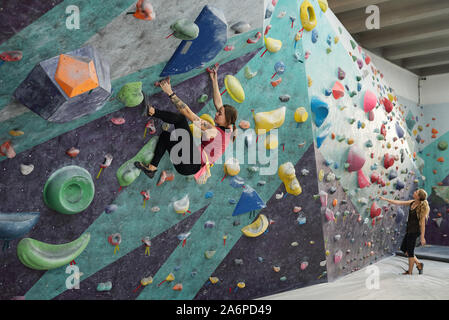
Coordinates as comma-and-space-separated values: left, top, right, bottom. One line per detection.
415, 189, 430, 225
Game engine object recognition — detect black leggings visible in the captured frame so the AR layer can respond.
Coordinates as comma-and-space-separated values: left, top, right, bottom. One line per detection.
150, 108, 202, 176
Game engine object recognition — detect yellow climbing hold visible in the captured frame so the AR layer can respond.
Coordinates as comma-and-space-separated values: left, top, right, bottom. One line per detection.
264, 135, 278, 150
300, 0, 317, 31
224, 158, 240, 176
141, 276, 153, 286
224, 75, 245, 103
210, 277, 219, 284
388, 93, 394, 102
334, 36, 339, 44
264, 37, 282, 53
308, 76, 312, 87
318, 0, 328, 12
241, 214, 269, 237
253, 106, 286, 135
347, 138, 354, 145
294, 107, 308, 123
413, 129, 417, 136
278, 162, 302, 196
190, 114, 215, 138
318, 169, 324, 181
165, 273, 175, 282
325, 250, 330, 256
9, 130, 24, 136
237, 282, 246, 289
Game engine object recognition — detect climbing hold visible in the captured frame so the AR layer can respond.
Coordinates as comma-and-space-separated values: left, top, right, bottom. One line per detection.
311, 29, 319, 43
9, 129, 24, 137
325, 208, 335, 222
244, 66, 257, 79
308, 76, 313, 87
438, 141, 448, 151
334, 250, 343, 264
363, 90, 377, 113
247, 32, 262, 44
252, 106, 286, 135
347, 145, 366, 172
205, 191, 214, 199
0, 212, 40, 251
0, 141, 16, 159
383, 154, 394, 169
0, 51, 23, 62
231, 21, 251, 34
271, 77, 282, 87
357, 170, 371, 189
310, 96, 329, 128
117, 82, 143, 107
279, 95, 291, 102
43, 166, 95, 215
383, 98, 393, 113
20, 164, 34, 176
332, 81, 345, 99
172, 283, 183, 291
224, 75, 245, 103
170, 19, 199, 40
264, 135, 278, 150
294, 107, 308, 123
273, 61, 286, 78
395, 122, 404, 139
396, 180, 405, 190
17, 233, 90, 270
319, 191, 328, 207
66, 147, 80, 158
204, 250, 216, 259
388, 170, 398, 180
239, 120, 250, 129
198, 94, 208, 103
370, 202, 381, 219
232, 185, 266, 216
337, 67, 346, 80
224, 158, 240, 176
241, 214, 269, 237
264, 37, 282, 53
300, 0, 317, 31
278, 162, 302, 196
273, 266, 280, 272
174, 195, 190, 215
105, 204, 118, 214
97, 281, 112, 292
437, 157, 445, 162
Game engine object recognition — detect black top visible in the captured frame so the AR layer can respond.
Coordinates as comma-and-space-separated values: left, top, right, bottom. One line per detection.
406, 201, 421, 234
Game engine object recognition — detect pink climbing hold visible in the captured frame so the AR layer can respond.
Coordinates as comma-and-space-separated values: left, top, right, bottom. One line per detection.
380, 124, 386, 137
368, 110, 375, 121
370, 172, 379, 184
0, 141, 16, 159
347, 145, 366, 172
383, 98, 393, 113
319, 191, 328, 208
325, 208, 335, 222
224, 45, 235, 51
332, 81, 345, 100
334, 250, 343, 264
357, 169, 371, 189
370, 202, 381, 219
383, 153, 394, 169
111, 117, 126, 125
363, 90, 377, 113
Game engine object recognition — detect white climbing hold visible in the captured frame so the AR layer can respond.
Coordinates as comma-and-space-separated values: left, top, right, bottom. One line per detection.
20, 164, 34, 175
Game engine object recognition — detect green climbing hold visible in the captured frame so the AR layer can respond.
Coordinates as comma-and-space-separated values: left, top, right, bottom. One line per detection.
349, 91, 357, 98
377, 134, 385, 141
170, 19, 200, 40
117, 136, 159, 187
350, 40, 356, 50
326, 48, 332, 54
198, 94, 208, 103
205, 250, 216, 259
97, 281, 112, 292
438, 141, 448, 151
352, 56, 357, 62
349, 118, 356, 124
117, 82, 143, 107
43, 166, 95, 215
337, 135, 346, 142
17, 233, 90, 270
356, 76, 362, 81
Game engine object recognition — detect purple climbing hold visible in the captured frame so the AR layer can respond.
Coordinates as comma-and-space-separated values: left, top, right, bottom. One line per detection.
347, 145, 366, 172
338, 67, 345, 80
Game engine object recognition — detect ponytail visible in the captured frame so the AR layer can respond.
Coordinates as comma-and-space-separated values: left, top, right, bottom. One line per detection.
416, 189, 430, 225
232, 123, 237, 142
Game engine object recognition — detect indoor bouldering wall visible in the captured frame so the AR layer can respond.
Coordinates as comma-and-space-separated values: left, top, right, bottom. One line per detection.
1, 0, 329, 300
299, 0, 425, 281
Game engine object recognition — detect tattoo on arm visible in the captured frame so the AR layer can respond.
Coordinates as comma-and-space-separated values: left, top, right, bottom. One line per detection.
170, 94, 188, 111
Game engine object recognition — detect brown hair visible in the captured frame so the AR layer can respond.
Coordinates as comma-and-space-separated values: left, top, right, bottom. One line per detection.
223, 104, 238, 142
415, 189, 430, 225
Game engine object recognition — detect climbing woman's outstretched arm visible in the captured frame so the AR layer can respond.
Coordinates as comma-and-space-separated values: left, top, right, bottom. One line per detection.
208, 64, 223, 112
379, 196, 413, 206
158, 77, 215, 132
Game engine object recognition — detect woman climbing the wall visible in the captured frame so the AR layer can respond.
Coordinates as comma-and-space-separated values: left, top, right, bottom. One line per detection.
135, 64, 237, 184
380, 189, 430, 275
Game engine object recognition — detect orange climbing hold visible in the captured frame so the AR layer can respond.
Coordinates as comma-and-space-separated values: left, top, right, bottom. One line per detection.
437, 157, 445, 163
54, 54, 99, 98
133, 0, 155, 20
271, 78, 282, 87
433, 170, 437, 174
332, 199, 337, 207
432, 128, 439, 134
432, 134, 437, 139
172, 283, 183, 291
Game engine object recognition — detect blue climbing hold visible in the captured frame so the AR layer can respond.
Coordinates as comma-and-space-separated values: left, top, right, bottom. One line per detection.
230, 176, 245, 188
310, 96, 329, 128
312, 29, 319, 43
396, 122, 405, 139
396, 180, 405, 190
388, 170, 398, 180
357, 83, 362, 92
324, 89, 332, 96
232, 186, 266, 216
396, 208, 404, 223
205, 191, 214, 199
326, 35, 332, 46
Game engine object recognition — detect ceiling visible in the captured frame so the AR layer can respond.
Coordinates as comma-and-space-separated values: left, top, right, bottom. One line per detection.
328, 0, 449, 77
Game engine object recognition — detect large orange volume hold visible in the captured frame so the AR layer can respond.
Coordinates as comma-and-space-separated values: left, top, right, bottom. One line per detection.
54, 54, 99, 98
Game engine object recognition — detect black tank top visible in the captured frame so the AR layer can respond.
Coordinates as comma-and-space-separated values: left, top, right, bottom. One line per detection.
406, 202, 420, 234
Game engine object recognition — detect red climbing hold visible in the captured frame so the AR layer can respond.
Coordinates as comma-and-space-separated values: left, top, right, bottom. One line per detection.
383, 98, 393, 113
347, 145, 366, 172
247, 32, 262, 44
370, 172, 379, 183
432, 128, 439, 134
0, 51, 22, 62
437, 157, 445, 163
357, 169, 371, 189
370, 202, 381, 219
0, 141, 16, 158
332, 81, 345, 100
380, 124, 386, 137
383, 153, 394, 169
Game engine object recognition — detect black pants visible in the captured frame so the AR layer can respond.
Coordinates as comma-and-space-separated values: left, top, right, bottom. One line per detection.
150, 108, 202, 176
400, 232, 420, 257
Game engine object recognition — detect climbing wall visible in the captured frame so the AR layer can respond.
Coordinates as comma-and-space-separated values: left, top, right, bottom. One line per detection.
0, 0, 330, 300
414, 102, 449, 246
300, 0, 425, 280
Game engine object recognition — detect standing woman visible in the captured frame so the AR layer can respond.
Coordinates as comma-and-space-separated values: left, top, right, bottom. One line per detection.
380, 189, 430, 275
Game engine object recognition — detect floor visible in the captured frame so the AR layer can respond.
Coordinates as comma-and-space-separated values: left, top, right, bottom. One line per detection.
260, 255, 449, 300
